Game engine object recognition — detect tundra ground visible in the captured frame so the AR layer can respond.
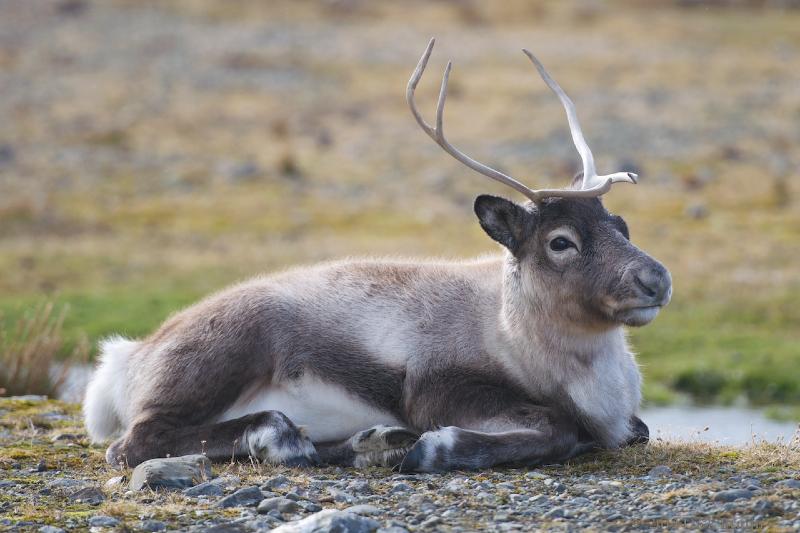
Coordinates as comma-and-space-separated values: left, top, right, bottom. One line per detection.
1, 397, 799, 532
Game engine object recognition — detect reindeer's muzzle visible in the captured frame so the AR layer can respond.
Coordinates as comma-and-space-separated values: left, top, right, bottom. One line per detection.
615, 260, 672, 327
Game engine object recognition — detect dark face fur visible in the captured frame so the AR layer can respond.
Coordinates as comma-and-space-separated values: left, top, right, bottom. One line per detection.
475, 194, 672, 330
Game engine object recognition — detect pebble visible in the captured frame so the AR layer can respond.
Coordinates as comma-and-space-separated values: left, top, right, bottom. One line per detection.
256, 497, 301, 514
104, 476, 126, 490
262, 475, 289, 490
345, 504, 382, 516
390, 482, 412, 493
775, 479, 800, 489
647, 465, 673, 478
139, 520, 167, 532
88, 515, 120, 528
216, 486, 265, 508
38, 527, 65, 533
68, 486, 105, 505
712, 488, 754, 502
183, 480, 225, 497
543, 506, 566, 519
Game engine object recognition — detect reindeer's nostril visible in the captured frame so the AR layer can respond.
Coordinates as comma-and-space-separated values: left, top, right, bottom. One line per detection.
634, 274, 657, 298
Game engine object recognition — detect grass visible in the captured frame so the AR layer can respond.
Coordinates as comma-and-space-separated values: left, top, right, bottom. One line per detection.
0, 1, 798, 413
0, 303, 88, 398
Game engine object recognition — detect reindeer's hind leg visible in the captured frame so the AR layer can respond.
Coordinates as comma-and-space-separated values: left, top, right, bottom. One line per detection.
106, 410, 319, 469
315, 425, 420, 467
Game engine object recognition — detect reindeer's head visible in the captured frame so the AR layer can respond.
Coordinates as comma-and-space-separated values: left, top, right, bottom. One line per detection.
408, 39, 671, 329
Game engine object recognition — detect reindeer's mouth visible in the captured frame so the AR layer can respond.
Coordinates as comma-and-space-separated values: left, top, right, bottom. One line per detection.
616, 305, 663, 327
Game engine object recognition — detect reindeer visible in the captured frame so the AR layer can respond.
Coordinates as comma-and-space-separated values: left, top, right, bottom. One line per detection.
83, 39, 671, 472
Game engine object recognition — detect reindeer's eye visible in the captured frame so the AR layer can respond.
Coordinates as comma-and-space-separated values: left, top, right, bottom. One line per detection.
549, 237, 575, 252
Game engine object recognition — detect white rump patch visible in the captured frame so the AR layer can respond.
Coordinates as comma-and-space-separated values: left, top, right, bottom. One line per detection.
218, 375, 402, 443
83, 336, 138, 443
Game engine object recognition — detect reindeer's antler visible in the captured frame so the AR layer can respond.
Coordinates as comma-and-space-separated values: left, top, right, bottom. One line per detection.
407, 39, 637, 202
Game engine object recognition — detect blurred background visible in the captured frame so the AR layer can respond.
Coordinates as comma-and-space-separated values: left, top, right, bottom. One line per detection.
0, 1, 798, 427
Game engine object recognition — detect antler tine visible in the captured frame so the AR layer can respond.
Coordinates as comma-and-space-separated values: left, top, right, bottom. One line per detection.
407, 39, 541, 202
522, 49, 638, 193
521, 49, 597, 188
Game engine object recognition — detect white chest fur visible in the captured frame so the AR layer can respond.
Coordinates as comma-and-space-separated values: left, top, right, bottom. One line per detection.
565, 345, 641, 447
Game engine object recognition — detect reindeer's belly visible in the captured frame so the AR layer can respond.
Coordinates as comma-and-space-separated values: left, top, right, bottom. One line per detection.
216, 374, 402, 442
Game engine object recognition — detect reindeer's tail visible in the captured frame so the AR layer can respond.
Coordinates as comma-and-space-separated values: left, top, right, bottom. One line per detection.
83, 336, 137, 443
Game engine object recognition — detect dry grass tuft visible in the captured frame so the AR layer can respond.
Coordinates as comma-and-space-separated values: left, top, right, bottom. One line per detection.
0, 303, 88, 398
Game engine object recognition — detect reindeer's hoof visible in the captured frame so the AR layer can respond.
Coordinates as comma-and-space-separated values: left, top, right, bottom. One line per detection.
626, 416, 649, 446
352, 425, 419, 453
245, 411, 319, 466
397, 441, 426, 472
348, 425, 420, 468
284, 452, 321, 468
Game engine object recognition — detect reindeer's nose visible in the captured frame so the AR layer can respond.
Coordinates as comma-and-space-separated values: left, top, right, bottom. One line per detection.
633, 264, 672, 305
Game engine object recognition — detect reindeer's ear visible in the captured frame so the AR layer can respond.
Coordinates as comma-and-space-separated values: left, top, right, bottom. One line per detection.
474, 195, 532, 253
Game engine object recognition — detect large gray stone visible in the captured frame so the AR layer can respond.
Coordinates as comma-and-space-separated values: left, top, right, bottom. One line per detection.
129, 455, 213, 491
272, 510, 380, 532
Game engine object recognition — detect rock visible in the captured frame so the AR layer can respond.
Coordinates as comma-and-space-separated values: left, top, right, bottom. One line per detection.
139, 520, 167, 532
377, 528, 409, 533
271, 510, 379, 532
183, 480, 225, 498
257, 497, 301, 514
36, 459, 48, 472
262, 475, 290, 490
444, 478, 465, 493
345, 504, 382, 516
390, 482, 411, 493
543, 507, 565, 519
130, 455, 213, 491
597, 481, 622, 491
245, 517, 285, 530
752, 499, 780, 515
39, 527, 65, 533
47, 478, 87, 490
347, 480, 372, 494
68, 486, 105, 505
298, 501, 323, 512
712, 489, 754, 502
775, 479, 800, 490
88, 515, 120, 527
647, 465, 673, 479
104, 476, 126, 490
419, 516, 442, 528
327, 487, 356, 503
216, 486, 265, 508
526, 471, 548, 479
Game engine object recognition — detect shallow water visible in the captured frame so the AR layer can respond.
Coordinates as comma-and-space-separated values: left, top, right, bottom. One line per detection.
59, 365, 798, 446
641, 405, 799, 446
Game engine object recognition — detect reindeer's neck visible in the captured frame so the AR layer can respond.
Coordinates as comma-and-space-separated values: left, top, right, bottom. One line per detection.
493, 254, 629, 389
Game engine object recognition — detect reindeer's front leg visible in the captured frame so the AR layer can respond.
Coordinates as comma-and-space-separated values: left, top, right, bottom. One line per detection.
398, 405, 586, 472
